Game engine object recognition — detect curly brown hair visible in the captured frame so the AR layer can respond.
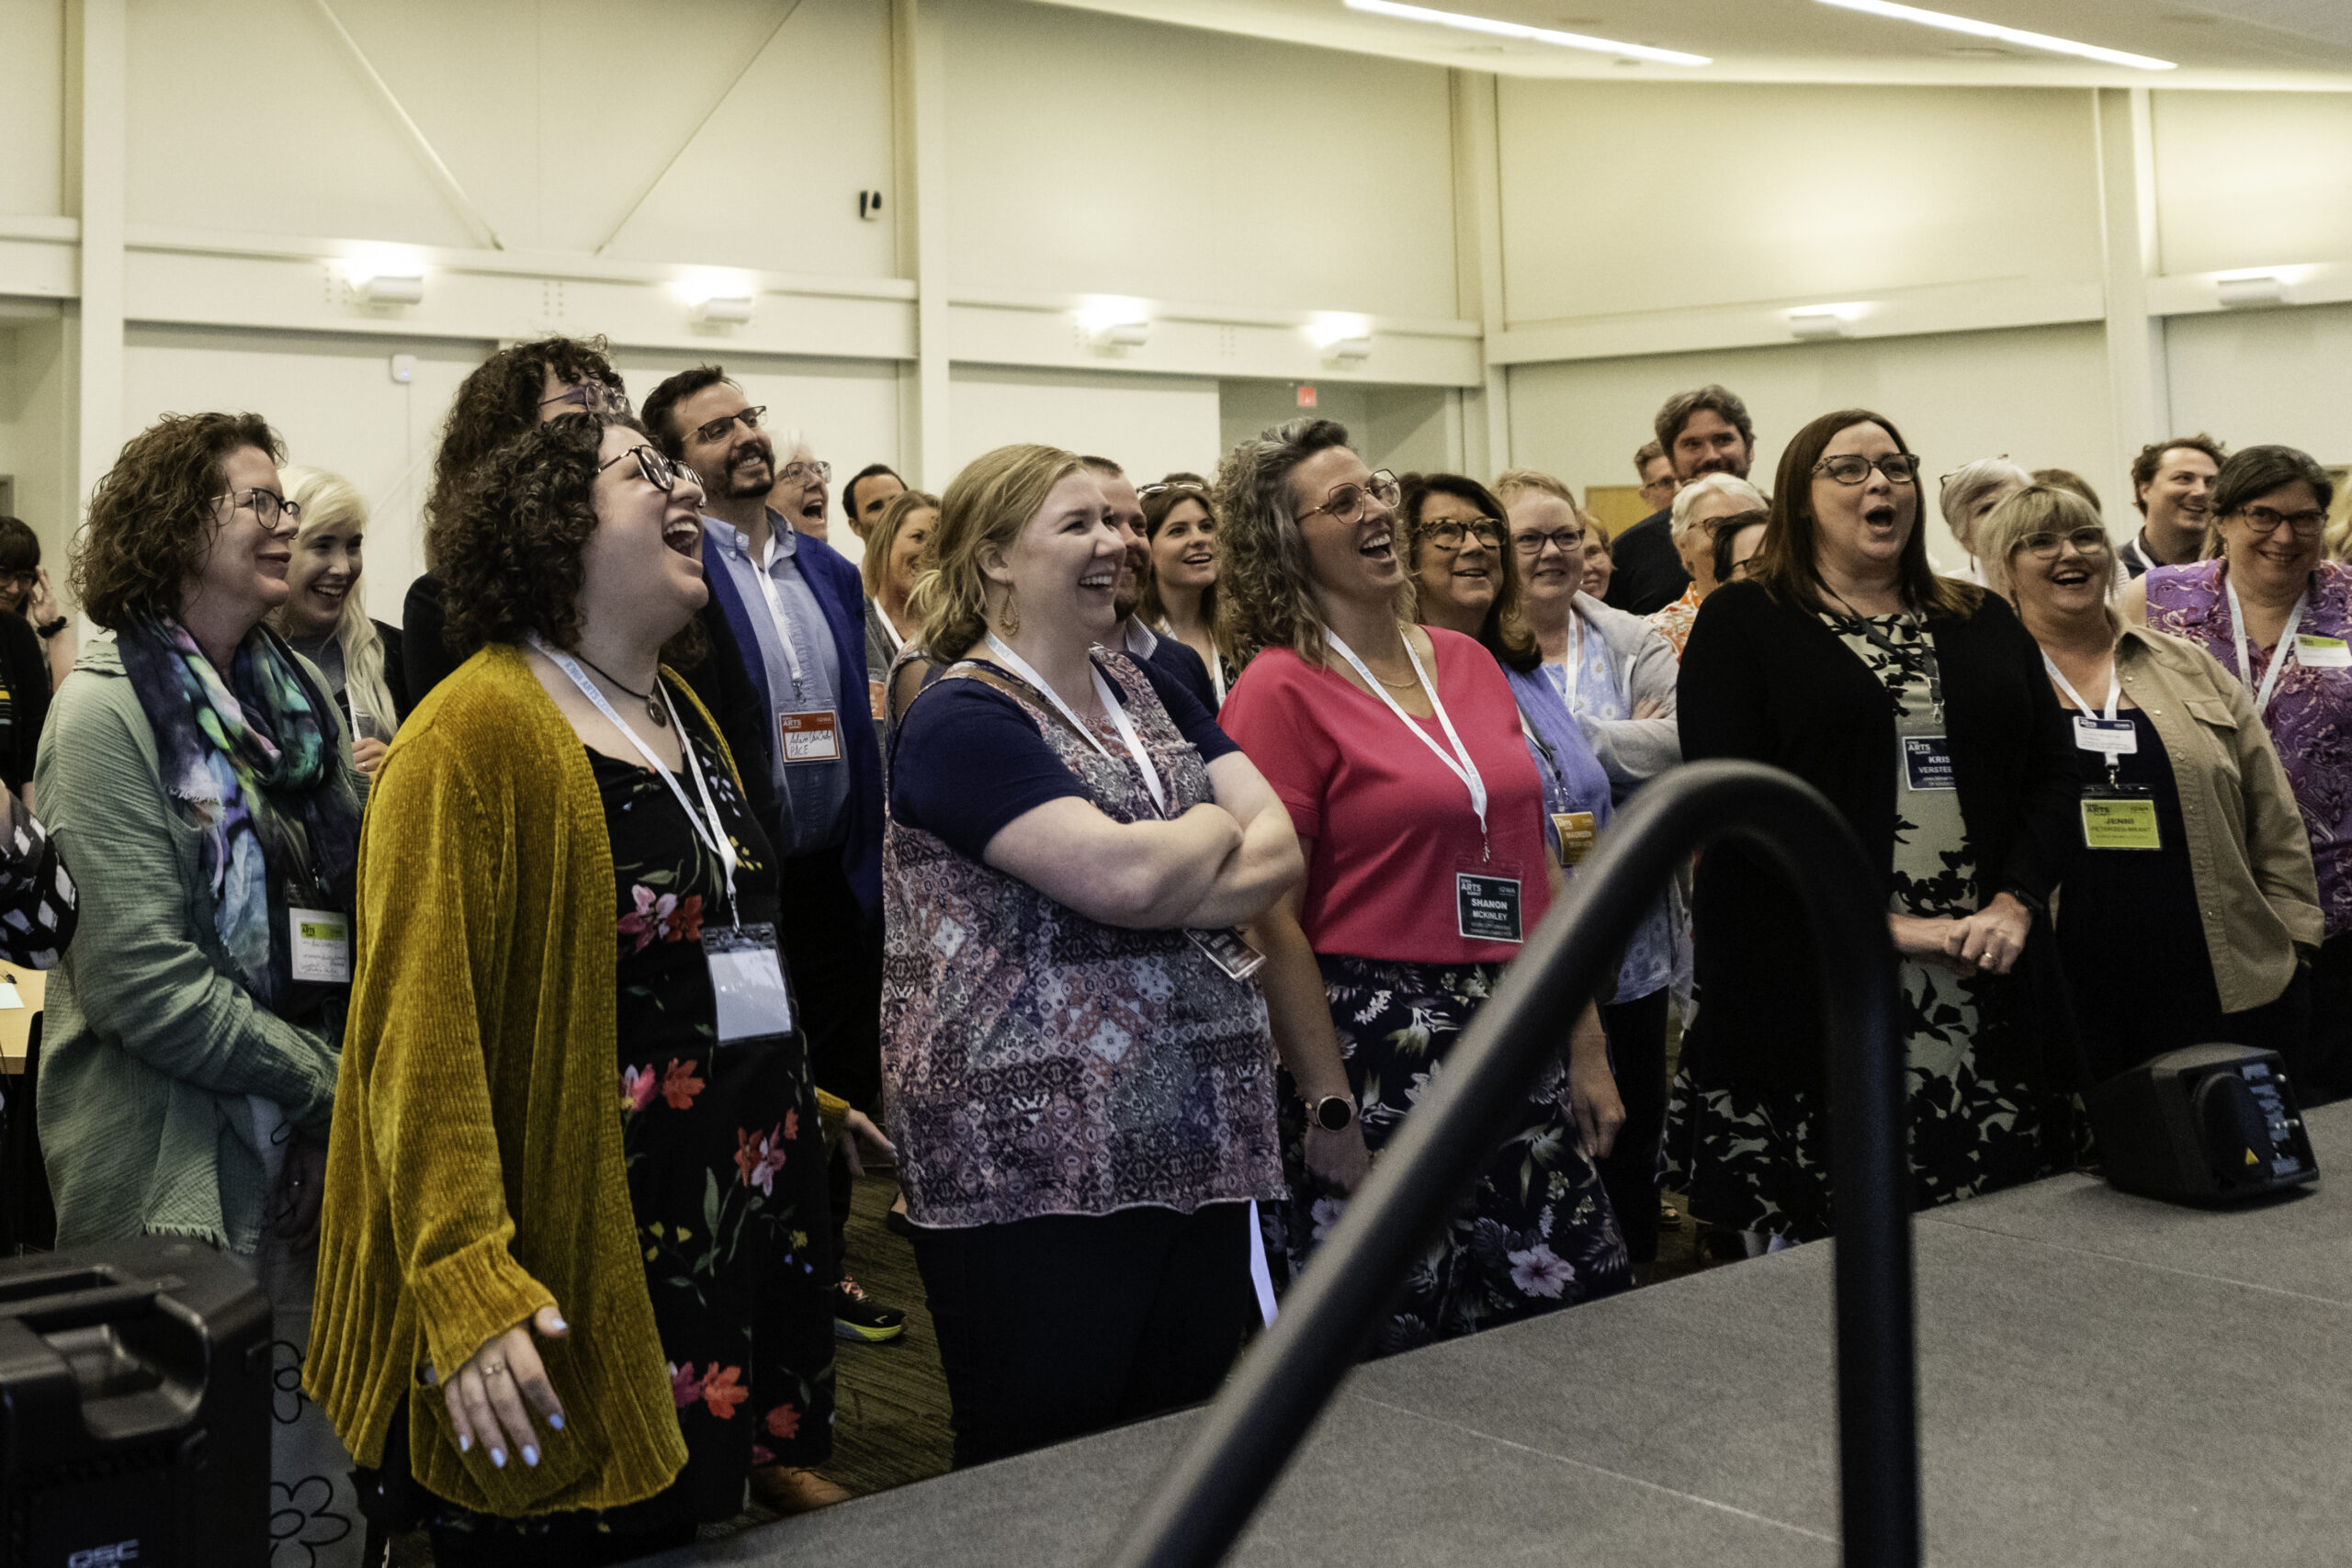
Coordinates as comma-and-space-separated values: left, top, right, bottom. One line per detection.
431, 411, 704, 668
422, 336, 621, 570
74, 412, 282, 632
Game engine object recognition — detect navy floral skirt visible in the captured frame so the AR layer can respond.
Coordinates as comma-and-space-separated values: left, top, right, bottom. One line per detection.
1258, 954, 1631, 1356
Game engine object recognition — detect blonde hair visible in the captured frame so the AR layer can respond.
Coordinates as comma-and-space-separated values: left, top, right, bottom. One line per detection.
918, 445, 1082, 661
1975, 484, 2122, 638
272, 466, 400, 734
861, 488, 940, 601
1493, 468, 1576, 508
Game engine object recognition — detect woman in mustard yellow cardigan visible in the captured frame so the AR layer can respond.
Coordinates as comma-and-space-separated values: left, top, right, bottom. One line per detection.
309, 412, 836, 1564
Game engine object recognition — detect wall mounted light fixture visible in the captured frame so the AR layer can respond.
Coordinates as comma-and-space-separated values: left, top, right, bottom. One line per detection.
690, 294, 757, 325
1787, 309, 1850, 339
2217, 274, 2288, 309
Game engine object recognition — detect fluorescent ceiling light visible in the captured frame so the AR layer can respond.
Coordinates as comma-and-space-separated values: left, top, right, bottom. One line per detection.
1344, 0, 1710, 67
1815, 0, 2175, 71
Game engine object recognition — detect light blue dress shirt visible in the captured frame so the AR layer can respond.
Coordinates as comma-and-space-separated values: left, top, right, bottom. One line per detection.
703, 512, 850, 853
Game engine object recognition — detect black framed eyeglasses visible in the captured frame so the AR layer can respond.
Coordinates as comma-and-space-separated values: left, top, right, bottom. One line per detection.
598, 445, 699, 494
538, 380, 629, 417
1297, 469, 1401, 526
2016, 525, 2112, 559
690, 405, 766, 446
1512, 526, 1586, 557
213, 489, 301, 529
1420, 517, 1506, 551
2235, 504, 2327, 539
1814, 453, 1924, 487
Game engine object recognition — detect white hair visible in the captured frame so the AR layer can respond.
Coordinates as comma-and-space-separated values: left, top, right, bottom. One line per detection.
1669, 472, 1769, 545
1939, 457, 2032, 551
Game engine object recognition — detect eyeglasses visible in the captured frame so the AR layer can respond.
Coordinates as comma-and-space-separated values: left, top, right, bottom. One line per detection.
1296, 469, 1401, 527
689, 405, 767, 446
2016, 525, 2112, 559
538, 380, 628, 417
1640, 476, 1679, 495
1421, 518, 1505, 551
1513, 527, 1586, 557
1814, 453, 1924, 487
214, 489, 301, 530
779, 458, 831, 485
598, 445, 700, 494
2234, 504, 2327, 539
1138, 481, 1208, 499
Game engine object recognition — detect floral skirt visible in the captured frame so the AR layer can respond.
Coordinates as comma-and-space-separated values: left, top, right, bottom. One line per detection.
1258, 954, 1630, 1357
1663, 962, 2061, 1243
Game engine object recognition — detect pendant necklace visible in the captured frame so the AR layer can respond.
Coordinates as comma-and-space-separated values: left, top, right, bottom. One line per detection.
573, 649, 668, 728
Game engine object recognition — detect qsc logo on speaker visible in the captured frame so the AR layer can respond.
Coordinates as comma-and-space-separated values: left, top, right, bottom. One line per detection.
67, 1540, 141, 1567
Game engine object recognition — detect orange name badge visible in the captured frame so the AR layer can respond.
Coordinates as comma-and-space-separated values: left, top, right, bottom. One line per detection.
867, 676, 888, 722
1552, 811, 1597, 868
780, 709, 843, 762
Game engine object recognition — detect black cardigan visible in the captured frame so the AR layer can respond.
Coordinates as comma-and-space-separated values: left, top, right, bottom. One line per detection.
0, 612, 51, 795
1677, 580, 2079, 1089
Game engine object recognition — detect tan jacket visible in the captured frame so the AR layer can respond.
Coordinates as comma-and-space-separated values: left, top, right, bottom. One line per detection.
2106, 626, 2323, 1011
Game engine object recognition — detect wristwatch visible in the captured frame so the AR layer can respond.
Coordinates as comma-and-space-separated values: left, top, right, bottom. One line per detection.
34, 616, 66, 640
1305, 1093, 1357, 1134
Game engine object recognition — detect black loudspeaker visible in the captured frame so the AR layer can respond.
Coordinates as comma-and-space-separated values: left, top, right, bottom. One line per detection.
2086, 1043, 2320, 1204
0, 1234, 270, 1567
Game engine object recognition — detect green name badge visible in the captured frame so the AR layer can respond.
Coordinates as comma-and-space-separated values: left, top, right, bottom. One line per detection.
2081, 797, 2160, 852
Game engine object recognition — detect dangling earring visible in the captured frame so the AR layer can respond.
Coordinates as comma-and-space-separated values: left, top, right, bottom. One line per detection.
999, 585, 1021, 638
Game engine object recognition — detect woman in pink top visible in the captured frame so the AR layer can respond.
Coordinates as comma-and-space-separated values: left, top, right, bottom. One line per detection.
1216, 419, 1630, 1353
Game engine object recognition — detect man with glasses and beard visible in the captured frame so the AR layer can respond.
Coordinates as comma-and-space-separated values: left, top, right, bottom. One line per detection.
642, 365, 907, 1365
1606, 384, 1759, 616
1080, 456, 1221, 715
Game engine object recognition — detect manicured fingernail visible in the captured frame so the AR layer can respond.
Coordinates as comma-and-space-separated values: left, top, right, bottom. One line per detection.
490, 1448, 506, 1469
548, 1414, 564, 1430
523, 1445, 539, 1467
550, 1316, 569, 1332
458, 1434, 471, 1453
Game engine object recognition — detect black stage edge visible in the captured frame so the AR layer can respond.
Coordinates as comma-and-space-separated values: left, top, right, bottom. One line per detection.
648, 1103, 2352, 1568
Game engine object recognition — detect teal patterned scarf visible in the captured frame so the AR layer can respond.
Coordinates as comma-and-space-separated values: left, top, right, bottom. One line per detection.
116, 616, 361, 1011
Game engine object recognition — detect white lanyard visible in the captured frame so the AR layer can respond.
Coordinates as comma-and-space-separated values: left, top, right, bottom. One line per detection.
1327, 627, 1490, 856
980, 634, 1169, 818
2041, 652, 2120, 721
530, 635, 740, 923
2224, 575, 2308, 718
752, 528, 809, 697
876, 602, 907, 657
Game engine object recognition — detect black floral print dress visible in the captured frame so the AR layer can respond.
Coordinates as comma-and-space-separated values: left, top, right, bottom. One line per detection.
594, 698, 835, 1523
1258, 955, 1631, 1358
1664, 612, 2058, 1241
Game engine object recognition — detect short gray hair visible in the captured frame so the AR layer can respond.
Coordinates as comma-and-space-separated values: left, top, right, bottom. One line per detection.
1669, 472, 1768, 545
1939, 457, 2031, 547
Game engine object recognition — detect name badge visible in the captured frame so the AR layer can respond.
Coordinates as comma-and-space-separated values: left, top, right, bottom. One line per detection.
779, 709, 842, 762
1551, 811, 1597, 868
2082, 797, 2161, 852
2297, 634, 2352, 670
2073, 716, 2137, 756
289, 907, 352, 984
1902, 735, 1957, 791
704, 922, 795, 1043
1456, 871, 1524, 944
1187, 926, 1267, 982
867, 676, 888, 722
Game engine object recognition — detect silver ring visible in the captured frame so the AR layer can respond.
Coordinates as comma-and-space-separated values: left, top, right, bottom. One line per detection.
481, 1360, 507, 1376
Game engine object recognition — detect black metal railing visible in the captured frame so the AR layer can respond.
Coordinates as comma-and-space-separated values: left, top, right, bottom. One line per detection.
1102, 759, 1919, 1568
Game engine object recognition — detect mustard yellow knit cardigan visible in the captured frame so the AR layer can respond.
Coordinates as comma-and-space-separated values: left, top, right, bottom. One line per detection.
306, 644, 722, 1516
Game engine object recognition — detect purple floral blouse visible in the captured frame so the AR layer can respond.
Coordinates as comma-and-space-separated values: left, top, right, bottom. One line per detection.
2144, 558, 2352, 937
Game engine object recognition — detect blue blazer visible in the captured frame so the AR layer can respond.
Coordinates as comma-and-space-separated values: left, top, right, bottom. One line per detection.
703, 526, 887, 925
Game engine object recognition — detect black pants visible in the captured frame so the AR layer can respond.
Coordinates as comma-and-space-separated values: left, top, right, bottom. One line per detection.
1596, 987, 1671, 1264
910, 1202, 1256, 1469
774, 848, 885, 1259
425, 1519, 694, 1567
2302, 933, 2352, 1106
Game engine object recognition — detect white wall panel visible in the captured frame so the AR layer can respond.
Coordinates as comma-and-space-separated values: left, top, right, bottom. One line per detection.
0, 321, 73, 564
948, 365, 1219, 482
0, 1, 66, 220
2164, 302, 2352, 465
1507, 322, 2113, 572
940, 0, 1457, 320
1217, 379, 1457, 478
1497, 82, 2104, 330
2152, 92, 2352, 280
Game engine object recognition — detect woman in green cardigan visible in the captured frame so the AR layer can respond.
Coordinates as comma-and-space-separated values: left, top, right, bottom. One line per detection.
310, 412, 838, 1565
37, 411, 369, 1563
